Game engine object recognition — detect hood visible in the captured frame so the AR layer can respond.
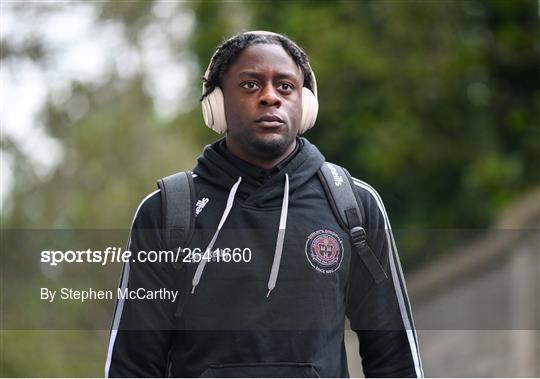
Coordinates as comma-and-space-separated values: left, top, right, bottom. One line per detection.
192, 137, 326, 208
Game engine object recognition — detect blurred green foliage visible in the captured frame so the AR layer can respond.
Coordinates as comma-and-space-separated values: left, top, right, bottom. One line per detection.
1, 0, 539, 376
190, 0, 540, 265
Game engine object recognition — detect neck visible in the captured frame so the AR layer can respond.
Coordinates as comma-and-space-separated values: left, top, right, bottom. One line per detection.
225, 139, 298, 170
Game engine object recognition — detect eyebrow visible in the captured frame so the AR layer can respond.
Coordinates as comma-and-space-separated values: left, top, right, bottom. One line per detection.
238, 70, 301, 82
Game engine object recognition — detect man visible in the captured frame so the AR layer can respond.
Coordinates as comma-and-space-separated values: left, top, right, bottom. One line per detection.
105, 31, 423, 378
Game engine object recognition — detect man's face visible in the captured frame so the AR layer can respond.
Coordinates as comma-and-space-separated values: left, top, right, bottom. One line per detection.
221, 43, 304, 161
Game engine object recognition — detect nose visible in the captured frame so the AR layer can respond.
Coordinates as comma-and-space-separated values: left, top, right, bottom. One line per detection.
259, 84, 281, 107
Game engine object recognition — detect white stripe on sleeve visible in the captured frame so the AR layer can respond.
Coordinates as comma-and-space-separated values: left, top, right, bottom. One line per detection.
104, 189, 160, 378
352, 178, 424, 378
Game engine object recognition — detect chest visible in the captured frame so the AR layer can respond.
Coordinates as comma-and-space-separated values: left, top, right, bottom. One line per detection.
180, 182, 352, 329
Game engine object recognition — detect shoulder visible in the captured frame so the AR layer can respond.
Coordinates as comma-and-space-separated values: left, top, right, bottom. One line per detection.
349, 175, 391, 229
130, 189, 163, 230
321, 161, 391, 228
131, 171, 199, 230
350, 177, 384, 210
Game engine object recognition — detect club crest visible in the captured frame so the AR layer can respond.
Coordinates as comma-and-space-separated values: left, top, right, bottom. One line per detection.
305, 229, 344, 274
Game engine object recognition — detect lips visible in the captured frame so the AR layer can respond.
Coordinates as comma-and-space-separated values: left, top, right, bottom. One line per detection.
255, 114, 284, 123
255, 114, 284, 128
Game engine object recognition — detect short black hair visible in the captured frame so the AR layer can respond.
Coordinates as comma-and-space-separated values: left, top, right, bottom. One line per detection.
201, 32, 314, 100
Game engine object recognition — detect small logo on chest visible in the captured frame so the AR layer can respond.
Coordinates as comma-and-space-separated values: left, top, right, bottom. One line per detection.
195, 197, 209, 216
305, 229, 344, 274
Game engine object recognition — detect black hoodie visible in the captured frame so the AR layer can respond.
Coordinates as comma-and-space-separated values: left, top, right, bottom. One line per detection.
105, 138, 423, 378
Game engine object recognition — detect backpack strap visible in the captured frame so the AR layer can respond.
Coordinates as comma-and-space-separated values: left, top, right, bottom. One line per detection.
318, 162, 387, 284
157, 171, 195, 318
156, 171, 196, 251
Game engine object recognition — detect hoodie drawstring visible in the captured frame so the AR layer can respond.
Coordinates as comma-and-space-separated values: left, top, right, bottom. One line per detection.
191, 176, 242, 294
267, 173, 289, 297
190, 174, 290, 298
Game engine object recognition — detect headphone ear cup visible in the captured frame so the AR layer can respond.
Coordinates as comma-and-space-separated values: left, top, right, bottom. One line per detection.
202, 87, 227, 134
299, 87, 319, 134
202, 93, 214, 128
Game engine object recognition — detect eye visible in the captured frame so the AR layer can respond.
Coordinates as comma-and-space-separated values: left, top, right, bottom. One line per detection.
241, 81, 259, 90
278, 82, 294, 92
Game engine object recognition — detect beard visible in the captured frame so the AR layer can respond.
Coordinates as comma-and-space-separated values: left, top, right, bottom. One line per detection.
234, 127, 296, 161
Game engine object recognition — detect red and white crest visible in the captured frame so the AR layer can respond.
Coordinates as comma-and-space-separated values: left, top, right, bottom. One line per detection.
305, 229, 344, 274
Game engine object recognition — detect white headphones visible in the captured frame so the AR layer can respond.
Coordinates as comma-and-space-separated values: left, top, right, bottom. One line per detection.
201, 31, 319, 135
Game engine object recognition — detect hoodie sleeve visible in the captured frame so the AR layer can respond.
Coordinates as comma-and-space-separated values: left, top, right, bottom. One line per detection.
105, 190, 178, 378
345, 179, 424, 378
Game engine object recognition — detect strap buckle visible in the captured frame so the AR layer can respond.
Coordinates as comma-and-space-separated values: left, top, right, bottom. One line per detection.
349, 226, 388, 284
350, 226, 368, 249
